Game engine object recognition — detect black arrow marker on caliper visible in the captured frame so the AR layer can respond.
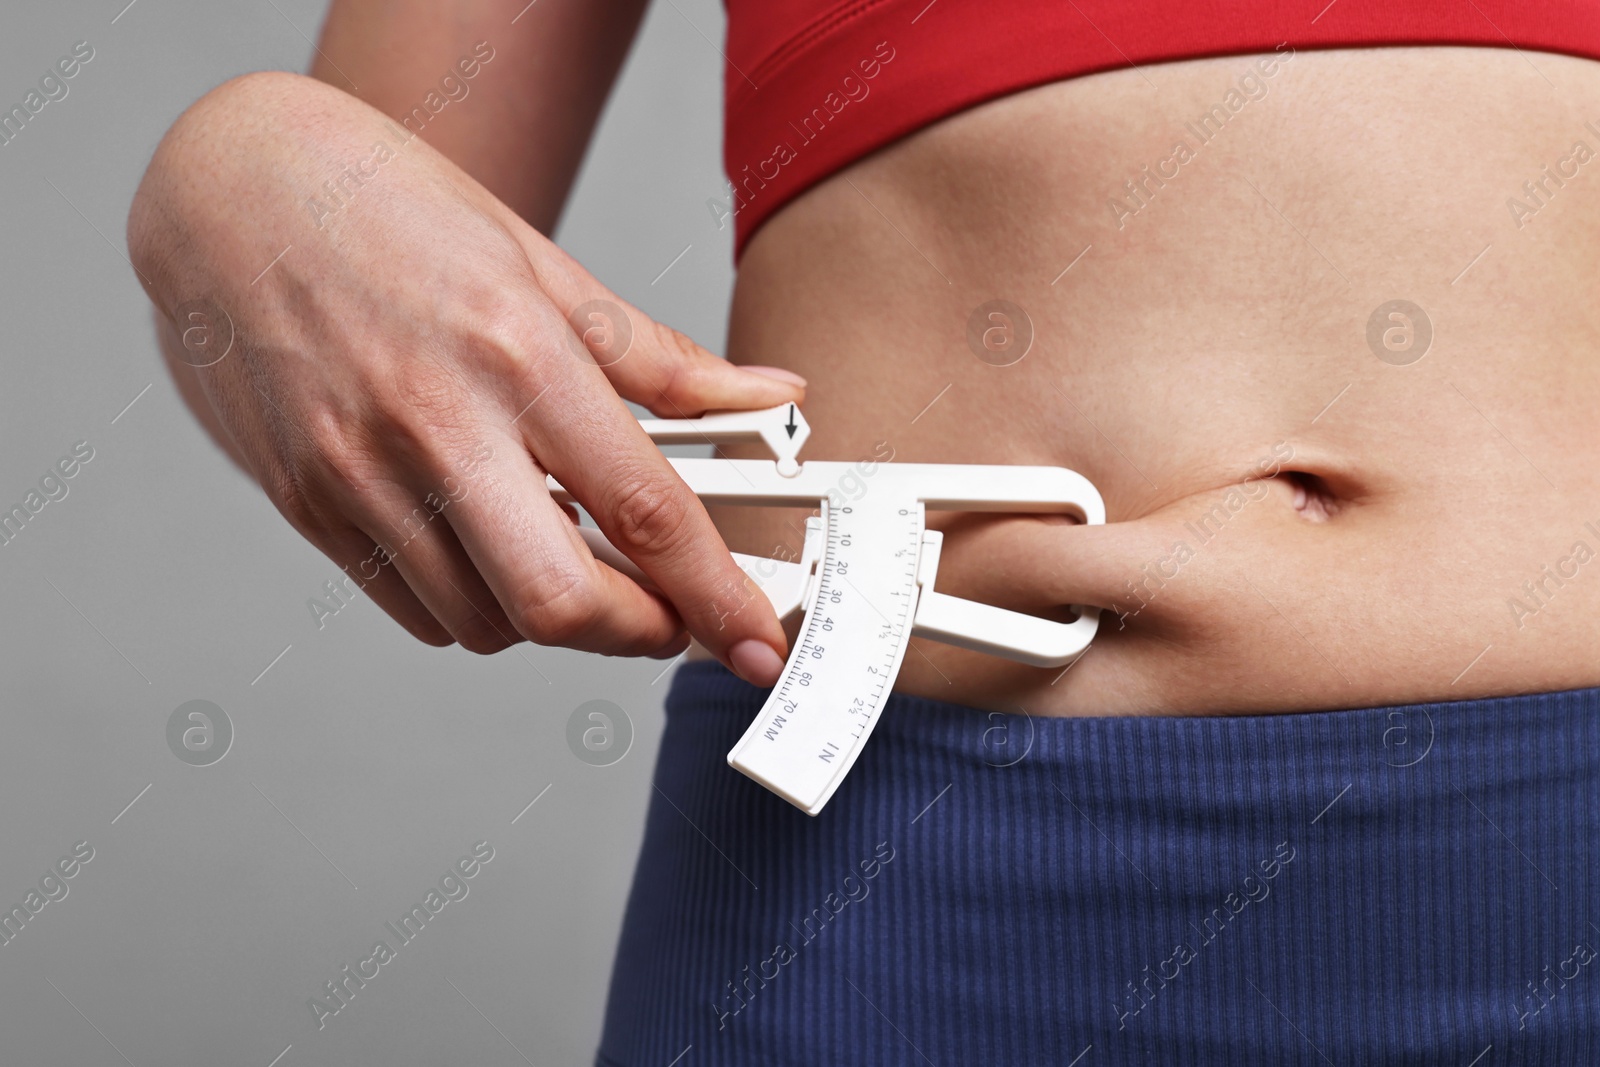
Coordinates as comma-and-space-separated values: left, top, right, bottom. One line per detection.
785, 404, 799, 439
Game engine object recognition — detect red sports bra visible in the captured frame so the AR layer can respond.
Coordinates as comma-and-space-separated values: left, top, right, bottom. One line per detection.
720, 0, 1600, 259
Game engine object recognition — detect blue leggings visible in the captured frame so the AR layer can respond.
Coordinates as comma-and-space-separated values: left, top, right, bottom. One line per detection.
598, 662, 1600, 1066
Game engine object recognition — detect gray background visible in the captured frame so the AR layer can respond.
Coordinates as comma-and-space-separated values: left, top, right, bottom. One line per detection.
0, 1, 732, 1063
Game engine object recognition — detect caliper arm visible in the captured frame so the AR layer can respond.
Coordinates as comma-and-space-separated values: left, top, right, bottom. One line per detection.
571, 518, 1097, 669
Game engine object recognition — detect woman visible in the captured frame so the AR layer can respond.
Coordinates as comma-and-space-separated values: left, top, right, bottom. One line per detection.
128, 0, 1600, 1062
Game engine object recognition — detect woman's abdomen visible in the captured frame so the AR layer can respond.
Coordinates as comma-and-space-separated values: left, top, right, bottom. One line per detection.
709, 46, 1600, 715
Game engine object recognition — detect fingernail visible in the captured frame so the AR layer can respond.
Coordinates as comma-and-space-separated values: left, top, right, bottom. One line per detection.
728, 639, 785, 687
740, 365, 808, 388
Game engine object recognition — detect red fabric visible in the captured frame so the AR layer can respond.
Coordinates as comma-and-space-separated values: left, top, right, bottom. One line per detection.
720, 0, 1600, 259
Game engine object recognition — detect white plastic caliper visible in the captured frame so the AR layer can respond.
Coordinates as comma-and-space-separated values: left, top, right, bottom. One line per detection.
547, 404, 1103, 815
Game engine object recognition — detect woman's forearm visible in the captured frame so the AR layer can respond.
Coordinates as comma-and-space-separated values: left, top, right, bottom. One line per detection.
311, 0, 651, 234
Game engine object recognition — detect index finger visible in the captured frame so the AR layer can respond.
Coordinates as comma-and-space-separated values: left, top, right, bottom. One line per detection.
525, 369, 790, 686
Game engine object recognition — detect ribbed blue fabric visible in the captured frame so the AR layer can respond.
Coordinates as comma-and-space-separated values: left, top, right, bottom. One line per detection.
597, 662, 1600, 1067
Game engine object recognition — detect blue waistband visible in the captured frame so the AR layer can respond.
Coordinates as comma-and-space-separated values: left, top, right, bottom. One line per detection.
599, 662, 1600, 1067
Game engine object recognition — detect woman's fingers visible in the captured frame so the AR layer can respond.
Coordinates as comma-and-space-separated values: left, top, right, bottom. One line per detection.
426, 426, 696, 659
298, 521, 456, 648
264, 444, 525, 653
516, 362, 790, 681
347, 497, 525, 657
276, 437, 695, 660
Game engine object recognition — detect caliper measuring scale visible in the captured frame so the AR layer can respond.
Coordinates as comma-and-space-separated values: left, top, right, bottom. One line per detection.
548, 403, 1104, 816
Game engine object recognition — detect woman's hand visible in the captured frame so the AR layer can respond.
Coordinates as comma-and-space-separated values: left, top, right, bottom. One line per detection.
128, 71, 802, 684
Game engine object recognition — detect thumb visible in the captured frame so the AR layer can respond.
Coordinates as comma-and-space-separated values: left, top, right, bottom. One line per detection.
519, 233, 807, 416
604, 314, 808, 417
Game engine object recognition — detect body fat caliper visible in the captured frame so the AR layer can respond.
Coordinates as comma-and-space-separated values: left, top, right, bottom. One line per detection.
547, 403, 1104, 815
